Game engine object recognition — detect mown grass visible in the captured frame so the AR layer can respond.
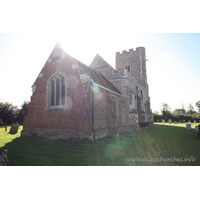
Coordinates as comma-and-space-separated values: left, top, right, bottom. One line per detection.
0, 123, 199, 166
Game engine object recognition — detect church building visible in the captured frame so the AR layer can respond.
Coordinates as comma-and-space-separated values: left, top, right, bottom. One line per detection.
22, 44, 153, 140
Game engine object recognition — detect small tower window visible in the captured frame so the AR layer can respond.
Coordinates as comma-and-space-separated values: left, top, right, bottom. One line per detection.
125, 64, 130, 72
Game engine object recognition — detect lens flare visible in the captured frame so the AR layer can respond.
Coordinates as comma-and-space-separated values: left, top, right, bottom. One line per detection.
95, 91, 103, 100
91, 85, 99, 93
66, 96, 73, 109
115, 140, 126, 149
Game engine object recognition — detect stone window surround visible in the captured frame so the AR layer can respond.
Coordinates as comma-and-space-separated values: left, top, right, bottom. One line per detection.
46, 70, 68, 110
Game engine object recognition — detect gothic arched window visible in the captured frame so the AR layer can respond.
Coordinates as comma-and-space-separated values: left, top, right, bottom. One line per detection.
47, 71, 67, 109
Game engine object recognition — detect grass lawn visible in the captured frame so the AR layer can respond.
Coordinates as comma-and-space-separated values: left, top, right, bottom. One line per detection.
0, 123, 200, 166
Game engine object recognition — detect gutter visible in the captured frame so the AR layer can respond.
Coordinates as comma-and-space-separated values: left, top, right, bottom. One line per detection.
91, 80, 121, 96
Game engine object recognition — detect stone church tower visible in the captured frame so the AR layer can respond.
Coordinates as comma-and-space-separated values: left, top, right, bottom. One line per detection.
116, 47, 147, 90
90, 47, 153, 128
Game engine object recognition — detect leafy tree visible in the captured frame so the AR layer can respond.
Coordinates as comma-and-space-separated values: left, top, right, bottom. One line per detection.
0, 102, 18, 124
186, 103, 196, 115
160, 103, 171, 112
153, 111, 162, 122
16, 101, 29, 124
153, 110, 159, 115
160, 103, 172, 121
173, 108, 186, 115
181, 103, 185, 110
195, 101, 200, 113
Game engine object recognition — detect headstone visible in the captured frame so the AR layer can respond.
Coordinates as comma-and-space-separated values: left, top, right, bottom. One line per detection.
194, 120, 196, 123
0, 150, 9, 166
168, 119, 172, 124
162, 119, 165, 123
174, 121, 177, 124
195, 126, 198, 132
183, 120, 185, 123
186, 124, 191, 130
157, 120, 159, 122
10, 123, 19, 134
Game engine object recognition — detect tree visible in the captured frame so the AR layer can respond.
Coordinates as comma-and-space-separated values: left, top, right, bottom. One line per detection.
153, 111, 162, 122
186, 103, 196, 115
173, 108, 186, 115
16, 101, 29, 124
181, 103, 185, 110
195, 101, 200, 113
153, 110, 159, 115
0, 102, 18, 124
160, 103, 172, 121
160, 103, 171, 112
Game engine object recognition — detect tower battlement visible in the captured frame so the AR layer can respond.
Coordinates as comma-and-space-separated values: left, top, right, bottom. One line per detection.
116, 47, 145, 58
116, 46, 147, 89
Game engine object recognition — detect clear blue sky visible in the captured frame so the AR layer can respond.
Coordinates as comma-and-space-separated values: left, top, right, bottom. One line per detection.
0, 1, 200, 113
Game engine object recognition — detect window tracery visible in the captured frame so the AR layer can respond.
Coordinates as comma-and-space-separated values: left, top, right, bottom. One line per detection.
46, 71, 67, 109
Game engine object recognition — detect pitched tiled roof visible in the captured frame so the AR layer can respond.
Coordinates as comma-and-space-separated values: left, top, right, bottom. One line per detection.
76, 59, 121, 94
90, 54, 112, 69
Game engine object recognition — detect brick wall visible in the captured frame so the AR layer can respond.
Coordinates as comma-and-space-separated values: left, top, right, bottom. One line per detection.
22, 46, 87, 139
22, 44, 121, 140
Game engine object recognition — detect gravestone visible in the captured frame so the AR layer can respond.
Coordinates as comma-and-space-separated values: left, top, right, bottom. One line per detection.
168, 119, 172, 124
174, 121, 177, 124
162, 119, 165, 124
157, 120, 159, 122
10, 123, 19, 134
186, 124, 191, 130
183, 120, 185, 123
0, 150, 9, 166
194, 120, 196, 123
195, 126, 198, 132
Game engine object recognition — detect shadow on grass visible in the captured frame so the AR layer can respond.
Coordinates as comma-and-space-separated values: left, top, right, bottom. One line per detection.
1, 125, 200, 166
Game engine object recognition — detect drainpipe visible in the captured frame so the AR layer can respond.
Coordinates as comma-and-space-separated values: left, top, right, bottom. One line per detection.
90, 79, 95, 141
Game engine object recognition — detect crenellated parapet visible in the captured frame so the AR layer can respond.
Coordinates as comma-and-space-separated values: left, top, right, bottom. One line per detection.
116, 47, 145, 59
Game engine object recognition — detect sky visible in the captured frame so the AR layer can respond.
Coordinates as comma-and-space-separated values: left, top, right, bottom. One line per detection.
0, 0, 200, 114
